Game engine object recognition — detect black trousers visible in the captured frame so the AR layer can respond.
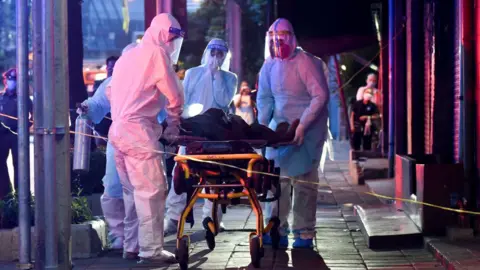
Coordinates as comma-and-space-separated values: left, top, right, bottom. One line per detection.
352, 131, 372, 151
0, 132, 18, 199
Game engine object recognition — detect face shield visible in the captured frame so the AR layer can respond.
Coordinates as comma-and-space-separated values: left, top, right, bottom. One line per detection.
201, 42, 231, 71
166, 26, 185, 65
264, 30, 296, 60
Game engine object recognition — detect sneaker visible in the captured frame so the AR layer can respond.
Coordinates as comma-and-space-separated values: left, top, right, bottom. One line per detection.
123, 251, 139, 260
219, 222, 226, 232
110, 237, 124, 250
263, 233, 289, 247
164, 218, 178, 237
292, 238, 314, 249
137, 250, 177, 264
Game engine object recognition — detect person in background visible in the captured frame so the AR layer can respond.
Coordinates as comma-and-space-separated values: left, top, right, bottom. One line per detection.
164, 38, 238, 236
257, 18, 329, 249
356, 73, 378, 103
93, 56, 119, 94
92, 56, 119, 147
177, 69, 186, 81
233, 81, 256, 125
77, 43, 138, 254
106, 13, 185, 264
0, 68, 33, 199
350, 88, 380, 151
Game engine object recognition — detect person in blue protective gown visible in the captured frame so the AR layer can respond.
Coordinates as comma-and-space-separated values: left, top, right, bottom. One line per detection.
164, 38, 238, 236
257, 18, 330, 249
77, 43, 139, 257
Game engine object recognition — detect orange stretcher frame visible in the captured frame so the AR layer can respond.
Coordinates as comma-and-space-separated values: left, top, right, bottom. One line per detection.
173, 153, 278, 269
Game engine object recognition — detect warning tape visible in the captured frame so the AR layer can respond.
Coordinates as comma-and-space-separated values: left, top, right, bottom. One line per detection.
2, 111, 477, 216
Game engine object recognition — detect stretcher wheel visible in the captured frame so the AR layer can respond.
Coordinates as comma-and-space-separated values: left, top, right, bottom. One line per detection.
176, 236, 189, 270
202, 217, 216, 250
249, 235, 263, 268
269, 217, 281, 250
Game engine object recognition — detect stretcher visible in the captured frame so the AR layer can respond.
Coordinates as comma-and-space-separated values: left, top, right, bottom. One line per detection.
166, 136, 283, 270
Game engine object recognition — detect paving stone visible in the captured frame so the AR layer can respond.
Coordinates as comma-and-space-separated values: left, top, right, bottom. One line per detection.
324, 263, 366, 268
324, 259, 364, 264
0, 147, 456, 270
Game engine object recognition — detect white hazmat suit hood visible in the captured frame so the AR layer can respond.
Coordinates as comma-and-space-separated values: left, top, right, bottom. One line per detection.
142, 13, 185, 64
107, 13, 184, 262
200, 38, 232, 72
181, 38, 237, 118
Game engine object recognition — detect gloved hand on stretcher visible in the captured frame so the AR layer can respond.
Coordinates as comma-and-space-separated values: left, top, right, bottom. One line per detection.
159, 108, 299, 146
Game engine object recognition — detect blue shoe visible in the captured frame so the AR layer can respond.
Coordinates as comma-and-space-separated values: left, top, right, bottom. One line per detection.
263, 233, 289, 247
292, 238, 314, 249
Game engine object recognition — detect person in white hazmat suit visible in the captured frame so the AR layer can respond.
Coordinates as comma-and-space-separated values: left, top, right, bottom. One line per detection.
164, 38, 238, 236
257, 18, 329, 249
106, 13, 185, 264
77, 43, 138, 253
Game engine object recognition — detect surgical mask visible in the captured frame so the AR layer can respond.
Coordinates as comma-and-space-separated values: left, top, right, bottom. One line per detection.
367, 81, 376, 88
6, 80, 16, 91
363, 93, 373, 101
269, 40, 292, 59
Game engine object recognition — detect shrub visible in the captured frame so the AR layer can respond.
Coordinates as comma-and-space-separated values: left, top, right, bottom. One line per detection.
0, 190, 93, 229
71, 190, 93, 224
0, 193, 34, 229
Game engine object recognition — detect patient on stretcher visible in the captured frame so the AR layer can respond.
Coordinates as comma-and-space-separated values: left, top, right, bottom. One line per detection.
162, 108, 299, 145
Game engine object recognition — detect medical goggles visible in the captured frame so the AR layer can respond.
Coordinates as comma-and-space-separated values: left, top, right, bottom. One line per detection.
207, 44, 228, 58
267, 30, 293, 37
168, 27, 186, 42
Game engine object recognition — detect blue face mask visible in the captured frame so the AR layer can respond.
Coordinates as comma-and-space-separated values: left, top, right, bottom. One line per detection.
6, 80, 16, 91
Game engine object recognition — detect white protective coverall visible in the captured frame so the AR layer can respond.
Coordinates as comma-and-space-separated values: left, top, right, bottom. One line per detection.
106, 13, 184, 261
165, 38, 238, 233
80, 43, 138, 251
258, 18, 329, 243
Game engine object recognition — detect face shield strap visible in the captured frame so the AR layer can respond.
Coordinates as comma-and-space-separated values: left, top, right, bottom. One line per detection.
207, 44, 228, 52
168, 27, 186, 43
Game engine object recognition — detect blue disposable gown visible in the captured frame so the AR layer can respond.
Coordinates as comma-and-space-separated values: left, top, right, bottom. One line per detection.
257, 49, 330, 177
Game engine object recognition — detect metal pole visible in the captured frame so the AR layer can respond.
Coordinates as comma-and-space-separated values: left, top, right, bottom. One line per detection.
388, 0, 395, 177
16, 0, 32, 268
333, 55, 353, 147
42, 0, 58, 268
266, 0, 273, 26
459, 0, 477, 223
32, 0, 46, 268
226, 0, 242, 82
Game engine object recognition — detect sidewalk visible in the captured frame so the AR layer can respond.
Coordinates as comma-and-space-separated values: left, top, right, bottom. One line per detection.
0, 141, 443, 270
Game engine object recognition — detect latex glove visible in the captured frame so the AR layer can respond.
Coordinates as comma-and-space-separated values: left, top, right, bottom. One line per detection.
162, 125, 180, 141
292, 124, 305, 146
76, 103, 88, 116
